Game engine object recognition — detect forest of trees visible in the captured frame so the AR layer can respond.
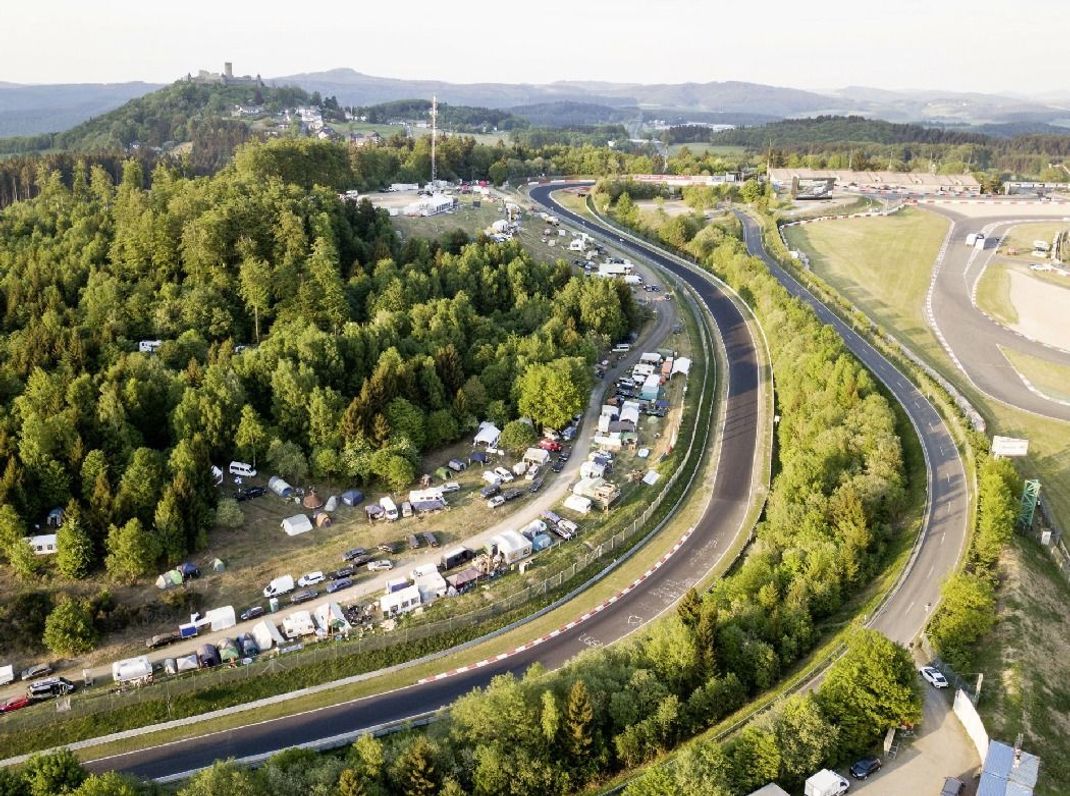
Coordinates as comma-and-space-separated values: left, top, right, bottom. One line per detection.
0, 142, 635, 602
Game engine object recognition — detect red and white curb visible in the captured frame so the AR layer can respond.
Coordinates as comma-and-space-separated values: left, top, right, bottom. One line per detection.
417, 526, 696, 684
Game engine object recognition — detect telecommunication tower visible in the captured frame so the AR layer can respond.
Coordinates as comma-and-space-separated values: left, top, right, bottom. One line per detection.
431, 95, 437, 185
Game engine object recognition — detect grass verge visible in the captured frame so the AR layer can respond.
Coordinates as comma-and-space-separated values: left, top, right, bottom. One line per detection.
976, 262, 1019, 325
1000, 347, 1070, 404
972, 535, 1070, 795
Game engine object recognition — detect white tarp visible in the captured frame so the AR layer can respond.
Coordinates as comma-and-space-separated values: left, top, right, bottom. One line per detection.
523, 448, 550, 465
671, 357, 692, 377
563, 494, 592, 515
251, 620, 285, 651
314, 602, 352, 635
202, 605, 236, 632
642, 470, 661, 486
281, 514, 313, 536
490, 529, 532, 564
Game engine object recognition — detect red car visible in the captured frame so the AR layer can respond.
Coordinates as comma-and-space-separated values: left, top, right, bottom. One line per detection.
0, 694, 30, 713
538, 439, 562, 452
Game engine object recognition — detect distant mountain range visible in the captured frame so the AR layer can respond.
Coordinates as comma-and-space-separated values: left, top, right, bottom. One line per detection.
1, 68, 1068, 139
0, 81, 163, 137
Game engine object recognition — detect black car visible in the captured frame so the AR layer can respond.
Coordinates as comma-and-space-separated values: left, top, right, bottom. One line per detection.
290, 589, 318, 605
849, 757, 882, 779
551, 462, 564, 473
234, 489, 252, 502
528, 477, 544, 493
245, 486, 267, 499
326, 578, 353, 594
240, 606, 265, 622
342, 547, 368, 562
502, 488, 524, 502
330, 566, 355, 580
480, 483, 501, 499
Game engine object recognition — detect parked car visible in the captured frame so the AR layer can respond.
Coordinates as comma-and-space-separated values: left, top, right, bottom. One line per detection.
146, 632, 180, 650
849, 757, 882, 779
920, 666, 949, 689
0, 695, 30, 713
378, 542, 400, 554
551, 462, 565, 473
245, 486, 267, 499
407, 534, 421, 550
326, 578, 353, 594
493, 467, 515, 483
290, 589, 318, 604
342, 547, 368, 562
480, 483, 501, 499
538, 439, 562, 452
297, 571, 325, 588
558, 519, 579, 536
330, 566, 355, 580
487, 495, 506, 509
240, 606, 265, 622
20, 663, 52, 681
367, 560, 394, 572
528, 477, 544, 493
502, 488, 524, 502
422, 531, 439, 548
441, 482, 461, 493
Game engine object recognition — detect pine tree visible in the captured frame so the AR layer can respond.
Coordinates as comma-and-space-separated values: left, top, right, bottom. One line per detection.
566, 680, 595, 762
677, 588, 702, 628
56, 502, 95, 579
397, 737, 437, 796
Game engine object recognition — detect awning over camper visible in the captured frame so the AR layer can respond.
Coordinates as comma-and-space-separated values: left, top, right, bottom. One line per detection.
473, 422, 501, 447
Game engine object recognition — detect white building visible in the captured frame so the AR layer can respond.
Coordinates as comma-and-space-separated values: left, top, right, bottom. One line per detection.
25, 534, 57, 555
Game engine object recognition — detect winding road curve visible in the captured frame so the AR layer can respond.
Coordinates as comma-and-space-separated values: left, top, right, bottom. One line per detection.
923, 205, 1070, 420
86, 184, 764, 781
735, 211, 969, 645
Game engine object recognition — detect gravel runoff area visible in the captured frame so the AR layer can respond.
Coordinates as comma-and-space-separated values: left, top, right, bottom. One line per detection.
1007, 269, 1070, 351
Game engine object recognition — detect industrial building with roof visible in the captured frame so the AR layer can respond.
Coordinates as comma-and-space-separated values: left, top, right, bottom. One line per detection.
978, 739, 1040, 796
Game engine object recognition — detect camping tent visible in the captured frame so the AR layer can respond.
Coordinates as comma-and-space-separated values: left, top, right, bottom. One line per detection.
341, 489, 364, 506
155, 569, 184, 590
281, 514, 314, 536
468, 451, 488, 464
203, 606, 236, 632
313, 511, 332, 527
268, 476, 295, 498
324, 495, 339, 512
473, 421, 501, 447
670, 357, 692, 377
302, 490, 323, 510
218, 637, 241, 663
211, 558, 225, 573
251, 620, 285, 651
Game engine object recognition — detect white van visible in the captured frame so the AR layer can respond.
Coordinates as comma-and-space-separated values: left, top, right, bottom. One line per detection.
138, 340, 162, 354
229, 461, 256, 478
612, 344, 631, 354
380, 496, 399, 521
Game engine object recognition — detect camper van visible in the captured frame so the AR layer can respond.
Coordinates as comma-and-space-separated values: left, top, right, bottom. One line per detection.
229, 461, 257, 478
379, 496, 399, 521
138, 340, 162, 354
27, 677, 76, 701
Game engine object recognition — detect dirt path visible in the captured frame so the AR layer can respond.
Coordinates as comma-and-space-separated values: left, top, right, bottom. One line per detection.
1, 259, 680, 700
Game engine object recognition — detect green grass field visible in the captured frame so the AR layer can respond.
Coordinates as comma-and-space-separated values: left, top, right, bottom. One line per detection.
997, 222, 1066, 256
666, 143, 746, 157
783, 208, 951, 362
976, 262, 1020, 325
1000, 347, 1070, 404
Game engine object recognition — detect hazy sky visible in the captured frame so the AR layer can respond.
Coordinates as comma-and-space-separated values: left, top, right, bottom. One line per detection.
3, 0, 1066, 95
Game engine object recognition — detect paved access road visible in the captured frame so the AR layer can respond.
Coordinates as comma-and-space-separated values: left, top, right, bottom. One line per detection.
924, 205, 1070, 421
88, 184, 764, 780
736, 211, 968, 648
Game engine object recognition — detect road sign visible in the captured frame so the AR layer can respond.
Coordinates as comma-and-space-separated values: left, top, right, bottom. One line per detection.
992, 436, 1029, 457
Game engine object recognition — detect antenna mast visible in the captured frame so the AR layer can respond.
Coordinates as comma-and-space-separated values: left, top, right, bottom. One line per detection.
431, 94, 437, 186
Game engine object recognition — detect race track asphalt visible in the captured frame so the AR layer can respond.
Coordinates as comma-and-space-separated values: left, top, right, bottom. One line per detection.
87, 184, 763, 781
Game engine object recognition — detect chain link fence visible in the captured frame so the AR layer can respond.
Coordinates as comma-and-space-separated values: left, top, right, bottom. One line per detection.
3, 279, 717, 741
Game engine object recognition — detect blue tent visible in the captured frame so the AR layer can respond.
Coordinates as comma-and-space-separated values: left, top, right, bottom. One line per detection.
341, 489, 364, 507
469, 451, 489, 464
